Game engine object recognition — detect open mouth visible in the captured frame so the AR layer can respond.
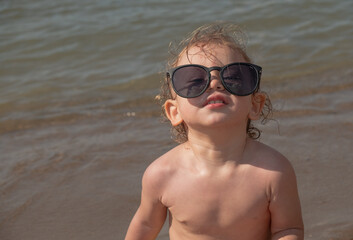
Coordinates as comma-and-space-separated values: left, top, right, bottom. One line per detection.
204, 95, 228, 107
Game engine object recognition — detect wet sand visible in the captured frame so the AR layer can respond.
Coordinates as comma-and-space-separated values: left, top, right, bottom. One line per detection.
260, 71, 353, 239
1, 70, 353, 240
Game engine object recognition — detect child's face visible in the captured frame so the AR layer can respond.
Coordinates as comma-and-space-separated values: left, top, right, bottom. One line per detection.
165, 44, 265, 133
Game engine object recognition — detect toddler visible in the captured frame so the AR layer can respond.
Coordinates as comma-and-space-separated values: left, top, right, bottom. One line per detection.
125, 22, 304, 240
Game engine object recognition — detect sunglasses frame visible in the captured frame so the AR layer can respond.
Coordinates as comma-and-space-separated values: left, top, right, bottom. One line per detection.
167, 62, 262, 98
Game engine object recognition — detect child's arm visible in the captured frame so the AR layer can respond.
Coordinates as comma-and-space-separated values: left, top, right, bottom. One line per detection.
269, 156, 304, 240
125, 165, 168, 240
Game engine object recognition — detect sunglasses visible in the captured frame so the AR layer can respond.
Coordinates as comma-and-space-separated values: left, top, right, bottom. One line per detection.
167, 62, 262, 98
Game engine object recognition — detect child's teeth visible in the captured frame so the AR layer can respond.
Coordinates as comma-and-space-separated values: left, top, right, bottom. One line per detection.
209, 100, 223, 104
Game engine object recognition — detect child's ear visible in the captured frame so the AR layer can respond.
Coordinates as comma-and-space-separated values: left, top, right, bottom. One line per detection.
164, 99, 183, 126
248, 92, 266, 120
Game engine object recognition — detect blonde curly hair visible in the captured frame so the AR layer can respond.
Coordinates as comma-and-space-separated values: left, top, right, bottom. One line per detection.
158, 22, 272, 143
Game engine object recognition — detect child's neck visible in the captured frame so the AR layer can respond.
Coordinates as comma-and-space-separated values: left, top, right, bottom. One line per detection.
185, 128, 248, 171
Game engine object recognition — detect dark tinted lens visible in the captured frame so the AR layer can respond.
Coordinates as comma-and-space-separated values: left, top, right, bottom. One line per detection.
222, 64, 258, 96
172, 66, 208, 98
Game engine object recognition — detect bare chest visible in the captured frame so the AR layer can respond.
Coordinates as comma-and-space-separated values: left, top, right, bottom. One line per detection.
162, 172, 270, 237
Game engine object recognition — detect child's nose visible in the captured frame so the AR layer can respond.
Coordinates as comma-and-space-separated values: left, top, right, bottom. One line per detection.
208, 72, 225, 91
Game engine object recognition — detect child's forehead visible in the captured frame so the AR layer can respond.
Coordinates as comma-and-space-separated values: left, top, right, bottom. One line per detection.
177, 44, 246, 67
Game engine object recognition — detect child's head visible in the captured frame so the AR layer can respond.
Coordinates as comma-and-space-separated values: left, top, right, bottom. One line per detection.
159, 22, 272, 143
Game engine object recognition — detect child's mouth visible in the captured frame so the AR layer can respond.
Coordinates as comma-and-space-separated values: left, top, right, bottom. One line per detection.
204, 95, 228, 107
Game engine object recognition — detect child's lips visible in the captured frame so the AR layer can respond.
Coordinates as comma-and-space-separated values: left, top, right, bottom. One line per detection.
204, 95, 228, 107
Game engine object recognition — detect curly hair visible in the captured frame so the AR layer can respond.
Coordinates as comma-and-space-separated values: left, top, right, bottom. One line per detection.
158, 22, 272, 143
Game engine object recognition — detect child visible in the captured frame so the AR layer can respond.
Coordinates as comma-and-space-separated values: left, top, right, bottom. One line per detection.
125, 23, 304, 240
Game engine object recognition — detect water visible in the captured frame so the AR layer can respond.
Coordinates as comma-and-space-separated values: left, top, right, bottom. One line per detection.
1, 0, 353, 239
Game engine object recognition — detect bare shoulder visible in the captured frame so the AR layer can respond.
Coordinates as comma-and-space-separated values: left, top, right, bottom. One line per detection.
142, 144, 184, 194
246, 139, 296, 175
246, 139, 299, 200
248, 141, 304, 235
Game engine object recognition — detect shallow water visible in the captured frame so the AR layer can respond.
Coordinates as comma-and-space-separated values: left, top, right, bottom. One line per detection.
1, 0, 353, 239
